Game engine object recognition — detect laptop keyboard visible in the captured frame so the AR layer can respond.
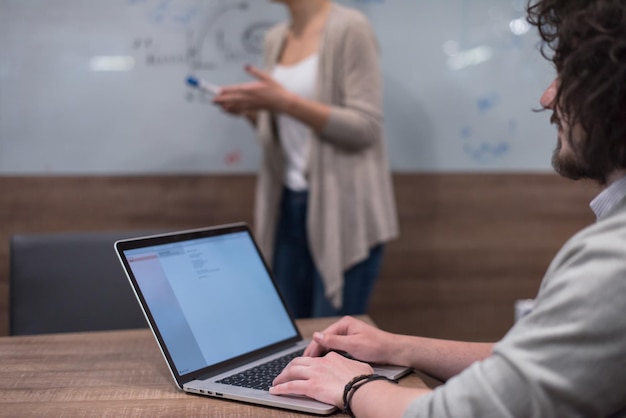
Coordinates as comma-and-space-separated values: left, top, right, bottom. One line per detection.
216, 348, 305, 391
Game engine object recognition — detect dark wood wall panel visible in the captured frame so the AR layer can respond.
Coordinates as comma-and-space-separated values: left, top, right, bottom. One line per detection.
0, 174, 598, 339
369, 173, 598, 341
0, 175, 256, 338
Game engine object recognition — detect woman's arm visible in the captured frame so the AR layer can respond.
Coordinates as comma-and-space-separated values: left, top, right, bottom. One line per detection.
213, 65, 331, 133
213, 12, 385, 152
317, 12, 385, 151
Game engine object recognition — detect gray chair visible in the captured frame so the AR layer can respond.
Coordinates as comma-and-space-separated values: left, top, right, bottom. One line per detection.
9, 230, 162, 335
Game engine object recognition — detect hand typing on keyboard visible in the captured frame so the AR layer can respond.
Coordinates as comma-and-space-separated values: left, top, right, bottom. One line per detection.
216, 349, 305, 391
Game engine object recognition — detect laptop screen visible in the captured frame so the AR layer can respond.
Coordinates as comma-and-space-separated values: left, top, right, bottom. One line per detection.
120, 227, 299, 378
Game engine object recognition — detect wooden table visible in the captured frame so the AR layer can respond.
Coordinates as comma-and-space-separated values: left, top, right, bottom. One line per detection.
0, 316, 427, 417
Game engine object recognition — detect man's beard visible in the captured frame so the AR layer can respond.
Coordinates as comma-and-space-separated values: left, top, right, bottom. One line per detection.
550, 111, 601, 181
551, 138, 605, 183
552, 140, 584, 179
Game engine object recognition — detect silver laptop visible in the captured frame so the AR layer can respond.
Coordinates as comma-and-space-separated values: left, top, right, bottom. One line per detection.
115, 222, 411, 415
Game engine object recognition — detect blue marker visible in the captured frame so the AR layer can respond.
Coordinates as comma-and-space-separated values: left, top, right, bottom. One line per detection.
186, 76, 221, 95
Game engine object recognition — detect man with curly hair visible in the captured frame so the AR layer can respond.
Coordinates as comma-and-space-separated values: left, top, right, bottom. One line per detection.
268, 0, 626, 416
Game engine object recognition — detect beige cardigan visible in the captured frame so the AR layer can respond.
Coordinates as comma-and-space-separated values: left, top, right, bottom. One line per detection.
254, 3, 399, 308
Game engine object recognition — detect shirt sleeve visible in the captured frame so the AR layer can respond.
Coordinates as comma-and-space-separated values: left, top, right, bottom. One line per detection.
320, 11, 384, 151
403, 217, 626, 417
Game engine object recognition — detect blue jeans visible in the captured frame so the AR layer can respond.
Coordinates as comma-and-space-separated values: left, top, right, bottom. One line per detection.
272, 187, 384, 319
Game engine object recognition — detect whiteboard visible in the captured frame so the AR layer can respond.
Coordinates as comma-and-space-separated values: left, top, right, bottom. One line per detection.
0, 0, 557, 174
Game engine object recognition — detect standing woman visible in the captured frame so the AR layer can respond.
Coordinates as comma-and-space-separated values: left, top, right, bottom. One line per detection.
213, 0, 398, 318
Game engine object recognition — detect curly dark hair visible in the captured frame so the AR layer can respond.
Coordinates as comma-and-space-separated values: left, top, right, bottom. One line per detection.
527, 0, 626, 183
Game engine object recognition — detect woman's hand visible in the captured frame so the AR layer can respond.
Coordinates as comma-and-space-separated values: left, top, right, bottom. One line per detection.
270, 351, 374, 407
304, 316, 397, 365
213, 65, 294, 115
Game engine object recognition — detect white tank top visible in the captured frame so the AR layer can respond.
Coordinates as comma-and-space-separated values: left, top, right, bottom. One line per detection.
272, 54, 318, 191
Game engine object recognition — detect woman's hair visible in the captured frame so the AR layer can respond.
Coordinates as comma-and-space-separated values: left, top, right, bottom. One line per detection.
527, 0, 626, 181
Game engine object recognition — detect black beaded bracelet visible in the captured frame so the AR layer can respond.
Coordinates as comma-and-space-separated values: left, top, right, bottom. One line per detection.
342, 374, 398, 418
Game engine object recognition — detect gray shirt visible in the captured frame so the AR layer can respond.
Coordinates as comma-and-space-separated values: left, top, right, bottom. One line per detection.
404, 182, 626, 417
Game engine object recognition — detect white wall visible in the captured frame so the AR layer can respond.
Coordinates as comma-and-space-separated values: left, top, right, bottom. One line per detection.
0, 0, 556, 174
